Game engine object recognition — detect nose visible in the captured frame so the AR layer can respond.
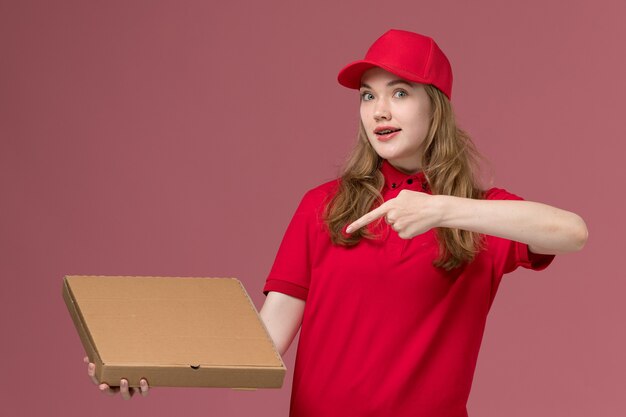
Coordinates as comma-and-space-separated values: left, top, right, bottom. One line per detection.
373, 97, 391, 121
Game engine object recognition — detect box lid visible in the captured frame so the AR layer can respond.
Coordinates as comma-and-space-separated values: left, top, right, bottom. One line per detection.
63, 275, 285, 389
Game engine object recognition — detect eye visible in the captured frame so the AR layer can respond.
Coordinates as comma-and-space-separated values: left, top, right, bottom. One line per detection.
394, 89, 408, 98
360, 92, 374, 101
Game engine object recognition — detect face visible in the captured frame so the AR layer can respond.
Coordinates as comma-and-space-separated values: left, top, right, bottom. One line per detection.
359, 67, 432, 173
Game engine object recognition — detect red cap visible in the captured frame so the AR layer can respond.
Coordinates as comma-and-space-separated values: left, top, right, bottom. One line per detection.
337, 29, 453, 101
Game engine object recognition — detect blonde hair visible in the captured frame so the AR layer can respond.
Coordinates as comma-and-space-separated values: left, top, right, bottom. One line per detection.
323, 84, 490, 271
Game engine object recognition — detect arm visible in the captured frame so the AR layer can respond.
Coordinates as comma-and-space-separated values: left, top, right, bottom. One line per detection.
259, 291, 305, 357
346, 189, 588, 255
436, 196, 588, 255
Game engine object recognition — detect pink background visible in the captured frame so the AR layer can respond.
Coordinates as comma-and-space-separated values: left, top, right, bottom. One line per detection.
1, 0, 624, 416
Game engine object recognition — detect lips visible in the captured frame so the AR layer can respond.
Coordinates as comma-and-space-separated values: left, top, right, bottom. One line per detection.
374, 126, 402, 135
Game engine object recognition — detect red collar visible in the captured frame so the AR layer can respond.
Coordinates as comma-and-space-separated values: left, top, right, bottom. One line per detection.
380, 159, 429, 192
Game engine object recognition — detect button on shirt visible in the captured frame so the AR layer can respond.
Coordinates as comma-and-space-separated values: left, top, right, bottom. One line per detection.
263, 159, 556, 417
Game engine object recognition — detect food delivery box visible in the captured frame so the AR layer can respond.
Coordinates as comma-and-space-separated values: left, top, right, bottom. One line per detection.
62, 275, 285, 389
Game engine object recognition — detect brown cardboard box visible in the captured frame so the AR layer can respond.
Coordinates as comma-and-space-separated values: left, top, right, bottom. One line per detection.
62, 275, 285, 389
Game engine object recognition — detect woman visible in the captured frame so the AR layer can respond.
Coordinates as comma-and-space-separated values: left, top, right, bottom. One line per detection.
87, 29, 588, 416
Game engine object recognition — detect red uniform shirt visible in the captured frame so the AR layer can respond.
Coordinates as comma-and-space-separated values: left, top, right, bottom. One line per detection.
263, 159, 555, 417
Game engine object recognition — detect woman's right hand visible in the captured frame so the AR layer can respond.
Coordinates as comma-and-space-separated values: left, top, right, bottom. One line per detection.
84, 356, 149, 400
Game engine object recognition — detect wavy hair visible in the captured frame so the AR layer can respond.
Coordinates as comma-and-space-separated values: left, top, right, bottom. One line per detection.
322, 84, 491, 271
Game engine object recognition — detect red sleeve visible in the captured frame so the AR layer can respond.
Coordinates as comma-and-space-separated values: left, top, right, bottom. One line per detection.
484, 187, 556, 276
262, 188, 325, 302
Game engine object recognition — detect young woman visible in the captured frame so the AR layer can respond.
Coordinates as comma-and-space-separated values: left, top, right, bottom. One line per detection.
87, 29, 588, 416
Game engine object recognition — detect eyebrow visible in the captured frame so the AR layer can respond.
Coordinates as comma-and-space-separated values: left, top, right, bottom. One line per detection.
360, 79, 414, 89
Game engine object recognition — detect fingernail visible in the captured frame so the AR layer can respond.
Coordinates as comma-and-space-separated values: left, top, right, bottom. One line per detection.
99, 384, 107, 390
345, 226, 353, 234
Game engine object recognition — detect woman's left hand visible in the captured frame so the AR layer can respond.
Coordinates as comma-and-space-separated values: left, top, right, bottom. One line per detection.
345, 190, 442, 239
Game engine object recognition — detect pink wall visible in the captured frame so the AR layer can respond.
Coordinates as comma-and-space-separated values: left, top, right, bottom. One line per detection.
1, 0, 624, 416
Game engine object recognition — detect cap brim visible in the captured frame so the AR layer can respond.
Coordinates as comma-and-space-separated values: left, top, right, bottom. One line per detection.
337, 60, 429, 89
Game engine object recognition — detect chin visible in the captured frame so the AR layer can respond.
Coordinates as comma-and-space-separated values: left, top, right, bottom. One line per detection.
371, 146, 405, 161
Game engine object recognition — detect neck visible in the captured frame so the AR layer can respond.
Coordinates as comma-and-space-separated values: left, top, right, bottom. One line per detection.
387, 159, 421, 174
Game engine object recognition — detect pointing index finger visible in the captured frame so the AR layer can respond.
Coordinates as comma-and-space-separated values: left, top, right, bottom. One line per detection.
346, 203, 389, 234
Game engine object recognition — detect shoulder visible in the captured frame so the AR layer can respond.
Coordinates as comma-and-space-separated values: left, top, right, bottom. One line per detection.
299, 178, 341, 208
286, 178, 340, 232
483, 186, 525, 201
